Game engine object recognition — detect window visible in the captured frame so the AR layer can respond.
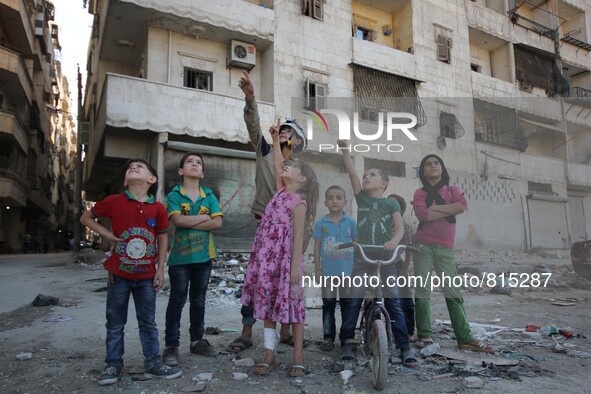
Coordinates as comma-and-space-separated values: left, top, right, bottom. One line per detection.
470, 63, 481, 72
437, 35, 452, 63
305, 79, 326, 110
355, 26, 375, 41
473, 99, 528, 151
352, 64, 427, 127
302, 0, 323, 21
439, 112, 465, 139
528, 181, 553, 195
183, 68, 213, 91
360, 107, 380, 122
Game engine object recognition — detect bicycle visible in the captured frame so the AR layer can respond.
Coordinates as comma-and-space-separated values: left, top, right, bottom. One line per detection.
336, 242, 419, 391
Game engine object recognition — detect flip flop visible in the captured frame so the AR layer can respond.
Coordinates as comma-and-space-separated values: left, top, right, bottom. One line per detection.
288, 364, 306, 377
227, 337, 253, 353
415, 337, 434, 348
458, 340, 494, 353
254, 361, 275, 376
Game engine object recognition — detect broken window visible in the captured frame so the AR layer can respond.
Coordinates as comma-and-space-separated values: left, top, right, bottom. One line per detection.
183, 68, 213, 91
473, 99, 528, 151
352, 64, 426, 127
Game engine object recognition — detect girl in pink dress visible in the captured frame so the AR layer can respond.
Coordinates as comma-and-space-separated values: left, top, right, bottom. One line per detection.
241, 120, 318, 377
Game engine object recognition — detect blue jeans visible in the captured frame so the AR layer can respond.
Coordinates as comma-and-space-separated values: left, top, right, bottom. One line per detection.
384, 296, 411, 350
351, 255, 411, 350
338, 297, 363, 347
322, 285, 362, 345
399, 287, 416, 336
105, 275, 160, 369
165, 261, 212, 346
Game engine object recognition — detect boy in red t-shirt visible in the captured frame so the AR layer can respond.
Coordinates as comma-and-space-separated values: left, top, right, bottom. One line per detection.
80, 159, 182, 385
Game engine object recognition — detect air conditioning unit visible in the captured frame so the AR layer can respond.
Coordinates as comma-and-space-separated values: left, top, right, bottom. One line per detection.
227, 40, 256, 70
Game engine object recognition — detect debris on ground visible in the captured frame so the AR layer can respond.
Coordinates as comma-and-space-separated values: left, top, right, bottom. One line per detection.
32, 294, 59, 306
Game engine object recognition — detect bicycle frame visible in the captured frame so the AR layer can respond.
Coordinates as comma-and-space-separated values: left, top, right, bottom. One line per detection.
337, 243, 418, 353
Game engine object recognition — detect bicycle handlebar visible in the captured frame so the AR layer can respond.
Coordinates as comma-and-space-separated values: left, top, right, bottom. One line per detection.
336, 242, 419, 265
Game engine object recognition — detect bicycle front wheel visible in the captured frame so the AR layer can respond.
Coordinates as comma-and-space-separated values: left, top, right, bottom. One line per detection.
370, 319, 389, 390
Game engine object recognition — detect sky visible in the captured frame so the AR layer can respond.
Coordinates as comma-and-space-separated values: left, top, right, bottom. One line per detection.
52, 0, 93, 116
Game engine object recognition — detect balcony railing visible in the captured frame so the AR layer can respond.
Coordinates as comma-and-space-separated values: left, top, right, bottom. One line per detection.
566, 87, 591, 108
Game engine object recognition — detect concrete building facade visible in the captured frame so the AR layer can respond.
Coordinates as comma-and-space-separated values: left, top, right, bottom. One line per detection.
81, 0, 591, 251
0, 0, 77, 253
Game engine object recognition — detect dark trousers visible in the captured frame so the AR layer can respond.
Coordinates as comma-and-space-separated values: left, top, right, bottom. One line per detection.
165, 261, 212, 346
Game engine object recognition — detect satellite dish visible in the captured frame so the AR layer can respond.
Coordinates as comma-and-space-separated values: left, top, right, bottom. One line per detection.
436, 135, 446, 149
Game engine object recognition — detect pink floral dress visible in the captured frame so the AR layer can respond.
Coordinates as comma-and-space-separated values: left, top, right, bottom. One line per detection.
241, 187, 306, 324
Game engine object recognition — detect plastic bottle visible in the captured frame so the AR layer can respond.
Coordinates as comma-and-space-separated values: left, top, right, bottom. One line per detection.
538, 325, 558, 336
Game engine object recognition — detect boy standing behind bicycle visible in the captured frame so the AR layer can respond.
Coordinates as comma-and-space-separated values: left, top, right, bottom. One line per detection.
313, 185, 358, 359
338, 141, 418, 367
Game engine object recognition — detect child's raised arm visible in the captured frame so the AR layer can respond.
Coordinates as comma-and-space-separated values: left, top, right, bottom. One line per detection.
338, 140, 362, 195
270, 118, 283, 191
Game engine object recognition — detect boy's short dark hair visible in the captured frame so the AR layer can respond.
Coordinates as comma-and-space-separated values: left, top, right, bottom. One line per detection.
325, 185, 346, 199
124, 158, 158, 196
179, 152, 205, 170
387, 194, 407, 216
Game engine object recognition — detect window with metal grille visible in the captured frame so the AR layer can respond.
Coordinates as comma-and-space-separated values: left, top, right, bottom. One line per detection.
302, 0, 323, 21
439, 112, 465, 139
528, 181, 553, 195
352, 64, 426, 127
183, 68, 213, 91
364, 158, 406, 178
473, 99, 528, 151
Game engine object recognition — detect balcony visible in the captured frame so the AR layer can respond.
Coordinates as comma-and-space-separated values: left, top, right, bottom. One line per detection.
0, 110, 29, 152
0, 46, 33, 103
0, 169, 27, 207
92, 73, 275, 165
568, 162, 591, 187
0, 0, 35, 55
465, 0, 513, 41
352, 38, 418, 81
521, 154, 565, 184
566, 87, 591, 108
101, 0, 274, 66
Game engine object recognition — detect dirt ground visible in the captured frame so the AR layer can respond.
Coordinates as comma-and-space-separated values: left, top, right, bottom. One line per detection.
0, 249, 590, 393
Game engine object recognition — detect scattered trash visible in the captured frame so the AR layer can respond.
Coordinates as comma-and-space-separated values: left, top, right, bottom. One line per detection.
181, 381, 207, 392
432, 372, 454, 380
420, 343, 441, 357
32, 294, 59, 306
538, 325, 559, 336
42, 316, 73, 322
197, 372, 213, 382
559, 329, 574, 338
233, 358, 255, 367
339, 369, 353, 385
205, 327, 223, 335
226, 259, 239, 266
462, 376, 484, 389
222, 328, 239, 333
232, 372, 248, 381
16, 352, 32, 361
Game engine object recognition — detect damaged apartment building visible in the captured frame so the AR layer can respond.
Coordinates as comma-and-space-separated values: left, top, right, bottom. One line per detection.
0, 0, 77, 253
80, 0, 591, 252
